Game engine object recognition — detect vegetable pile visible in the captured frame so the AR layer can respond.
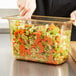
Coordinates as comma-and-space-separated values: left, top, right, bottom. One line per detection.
11, 20, 71, 64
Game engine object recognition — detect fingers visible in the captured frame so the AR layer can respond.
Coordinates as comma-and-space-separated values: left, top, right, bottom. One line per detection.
23, 10, 34, 19
70, 11, 76, 26
20, 6, 36, 19
19, 6, 25, 12
17, 4, 33, 19
20, 9, 27, 16
17, 0, 36, 19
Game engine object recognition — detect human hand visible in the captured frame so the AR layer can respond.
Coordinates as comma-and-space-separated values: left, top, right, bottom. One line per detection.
70, 10, 76, 26
17, 0, 36, 19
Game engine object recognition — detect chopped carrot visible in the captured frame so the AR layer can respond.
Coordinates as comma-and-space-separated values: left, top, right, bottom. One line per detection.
48, 55, 52, 61
19, 38, 25, 44
33, 59, 37, 61
44, 36, 48, 41
42, 26, 45, 28
13, 38, 16, 41
35, 38, 42, 45
56, 36, 60, 44
25, 25, 29, 27
25, 24, 33, 27
51, 60, 58, 64
48, 23, 56, 30
27, 49, 32, 55
36, 54, 45, 59
14, 31, 18, 36
15, 23, 20, 26
39, 49, 44, 53
38, 42, 44, 53
31, 44, 36, 48
13, 42, 16, 45
14, 29, 25, 36
28, 30, 30, 32
47, 55, 52, 64
15, 21, 21, 26
28, 57, 32, 60
19, 29, 25, 34
19, 44, 27, 57
33, 31, 42, 38
47, 38, 53, 45
57, 56, 64, 60
50, 49, 56, 53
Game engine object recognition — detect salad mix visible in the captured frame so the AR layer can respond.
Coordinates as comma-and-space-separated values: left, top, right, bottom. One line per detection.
10, 20, 71, 64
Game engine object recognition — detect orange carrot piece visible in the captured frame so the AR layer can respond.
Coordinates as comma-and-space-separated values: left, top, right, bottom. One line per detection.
44, 36, 48, 41
48, 24, 56, 30
19, 29, 25, 34
19, 44, 27, 57
28, 57, 32, 60
46, 55, 52, 63
51, 60, 58, 64
50, 49, 56, 53
31, 44, 36, 48
47, 38, 53, 45
36, 54, 45, 59
33, 31, 42, 38
56, 36, 60, 44
14, 31, 18, 36
14, 29, 25, 36
13, 42, 16, 45
25, 24, 33, 27
15, 23, 20, 26
13, 38, 16, 41
15, 21, 21, 26
19, 38, 25, 44
27, 49, 32, 55
38, 42, 44, 53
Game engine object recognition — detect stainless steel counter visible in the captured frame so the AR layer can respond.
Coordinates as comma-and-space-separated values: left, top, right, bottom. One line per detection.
0, 34, 76, 76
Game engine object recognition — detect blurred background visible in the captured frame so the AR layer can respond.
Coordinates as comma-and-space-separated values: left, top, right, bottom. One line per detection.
0, 0, 17, 8
0, 0, 19, 33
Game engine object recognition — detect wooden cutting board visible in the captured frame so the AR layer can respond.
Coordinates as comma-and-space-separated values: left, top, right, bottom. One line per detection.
70, 41, 76, 62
